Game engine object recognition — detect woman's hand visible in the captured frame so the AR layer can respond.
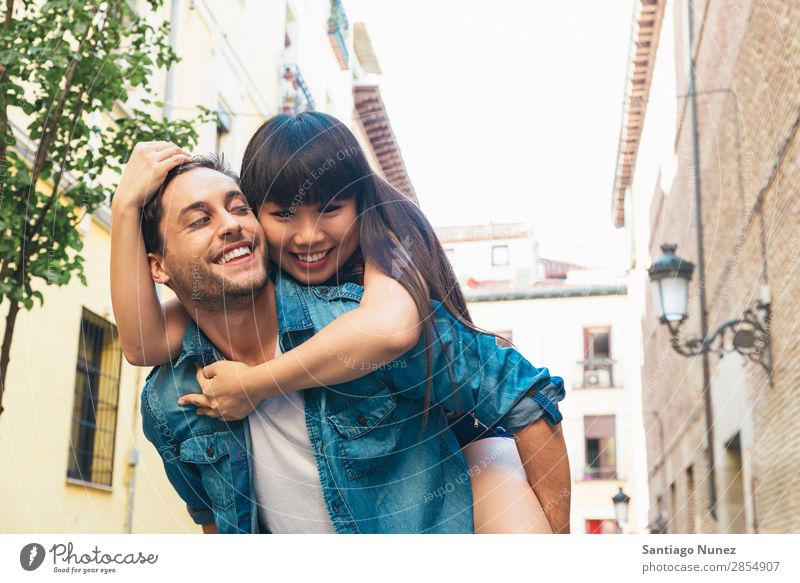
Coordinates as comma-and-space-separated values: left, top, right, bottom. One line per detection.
178, 360, 261, 421
112, 141, 193, 211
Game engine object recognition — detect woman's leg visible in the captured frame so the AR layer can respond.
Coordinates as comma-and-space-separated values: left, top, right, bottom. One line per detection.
462, 436, 552, 534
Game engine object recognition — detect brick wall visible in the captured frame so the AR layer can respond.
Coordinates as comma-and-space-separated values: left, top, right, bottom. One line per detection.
642, 0, 800, 533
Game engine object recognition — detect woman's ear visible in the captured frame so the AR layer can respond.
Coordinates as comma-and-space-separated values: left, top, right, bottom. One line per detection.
148, 252, 171, 288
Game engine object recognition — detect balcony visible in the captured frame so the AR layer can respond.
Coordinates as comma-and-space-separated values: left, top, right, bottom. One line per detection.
280, 63, 315, 114
582, 465, 618, 481
327, 0, 349, 70
577, 357, 616, 388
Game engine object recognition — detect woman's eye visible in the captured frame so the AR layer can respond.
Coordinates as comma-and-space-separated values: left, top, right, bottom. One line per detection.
271, 210, 294, 220
320, 205, 341, 214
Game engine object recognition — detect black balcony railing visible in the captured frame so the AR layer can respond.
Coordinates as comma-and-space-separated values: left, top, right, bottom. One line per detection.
280, 64, 315, 114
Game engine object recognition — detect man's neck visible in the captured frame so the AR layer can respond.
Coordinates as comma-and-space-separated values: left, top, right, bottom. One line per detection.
186, 279, 278, 366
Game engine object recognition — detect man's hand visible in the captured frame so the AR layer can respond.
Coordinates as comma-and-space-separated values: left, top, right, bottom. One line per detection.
112, 141, 193, 211
177, 361, 260, 421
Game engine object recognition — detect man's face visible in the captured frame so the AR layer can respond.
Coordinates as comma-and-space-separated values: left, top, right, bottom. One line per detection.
152, 168, 269, 312
257, 198, 360, 285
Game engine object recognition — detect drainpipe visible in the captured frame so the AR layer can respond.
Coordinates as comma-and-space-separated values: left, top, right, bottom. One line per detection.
125, 361, 145, 534
163, 0, 181, 121
126, 448, 140, 533
685, 0, 717, 521
158, 0, 182, 308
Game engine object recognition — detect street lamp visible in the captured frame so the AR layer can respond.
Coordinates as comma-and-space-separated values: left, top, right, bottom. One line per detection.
612, 487, 630, 534
647, 244, 772, 377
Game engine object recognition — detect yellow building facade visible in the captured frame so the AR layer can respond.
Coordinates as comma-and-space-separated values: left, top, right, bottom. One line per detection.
0, 0, 414, 533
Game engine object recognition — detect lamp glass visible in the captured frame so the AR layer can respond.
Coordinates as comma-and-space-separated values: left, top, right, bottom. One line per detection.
652, 276, 689, 322
614, 496, 629, 525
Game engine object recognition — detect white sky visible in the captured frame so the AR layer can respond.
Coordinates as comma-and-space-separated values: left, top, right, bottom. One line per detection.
346, 0, 635, 268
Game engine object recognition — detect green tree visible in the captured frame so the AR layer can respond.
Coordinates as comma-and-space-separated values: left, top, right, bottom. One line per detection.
0, 0, 212, 416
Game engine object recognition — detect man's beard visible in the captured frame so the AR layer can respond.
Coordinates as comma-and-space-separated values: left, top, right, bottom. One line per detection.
166, 252, 270, 314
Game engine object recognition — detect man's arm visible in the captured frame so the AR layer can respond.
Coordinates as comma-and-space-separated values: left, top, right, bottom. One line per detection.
515, 416, 571, 534
201, 523, 219, 534
110, 142, 192, 366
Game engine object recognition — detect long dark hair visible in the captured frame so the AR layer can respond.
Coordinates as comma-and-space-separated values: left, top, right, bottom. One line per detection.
240, 111, 489, 416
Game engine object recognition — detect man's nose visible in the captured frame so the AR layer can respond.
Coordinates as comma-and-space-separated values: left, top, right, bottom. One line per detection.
217, 210, 244, 238
291, 217, 325, 248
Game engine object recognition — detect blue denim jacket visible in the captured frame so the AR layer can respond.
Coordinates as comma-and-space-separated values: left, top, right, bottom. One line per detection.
141, 271, 565, 533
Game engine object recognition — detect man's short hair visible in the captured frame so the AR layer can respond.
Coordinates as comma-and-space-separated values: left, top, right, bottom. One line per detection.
141, 153, 240, 255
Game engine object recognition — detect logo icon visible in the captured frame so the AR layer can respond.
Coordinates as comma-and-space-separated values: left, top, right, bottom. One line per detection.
20, 543, 46, 571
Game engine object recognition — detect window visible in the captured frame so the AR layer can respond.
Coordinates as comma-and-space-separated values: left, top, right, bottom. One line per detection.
215, 102, 233, 157
491, 244, 509, 266
651, 495, 668, 534
669, 481, 677, 533
583, 415, 616, 480
686, 466, 696, 533
586, 519, 619, 534
582, 326, 614, 387
67, 309, 122, 487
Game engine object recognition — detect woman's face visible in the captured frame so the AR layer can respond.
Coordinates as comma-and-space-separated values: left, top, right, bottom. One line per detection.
258, 198, 360, 285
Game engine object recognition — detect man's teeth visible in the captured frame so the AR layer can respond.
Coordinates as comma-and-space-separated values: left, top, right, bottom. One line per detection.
218, 246, 252, 264
297, 250, 329, 263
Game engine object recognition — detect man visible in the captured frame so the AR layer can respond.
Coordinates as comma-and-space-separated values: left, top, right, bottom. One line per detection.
111, 146, 571, 534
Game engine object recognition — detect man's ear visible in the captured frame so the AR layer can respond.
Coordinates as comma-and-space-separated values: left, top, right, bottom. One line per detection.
148, 252, 171, 288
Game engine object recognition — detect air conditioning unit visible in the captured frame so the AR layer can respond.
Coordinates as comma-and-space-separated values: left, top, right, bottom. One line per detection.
586, 368, 611, 387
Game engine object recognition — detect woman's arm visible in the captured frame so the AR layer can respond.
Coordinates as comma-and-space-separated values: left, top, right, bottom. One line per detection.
110, 142, 192, 366
183, 262, 422, 419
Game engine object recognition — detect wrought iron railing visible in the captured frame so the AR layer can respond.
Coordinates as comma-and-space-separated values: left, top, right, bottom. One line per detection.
327, 0, 349, 69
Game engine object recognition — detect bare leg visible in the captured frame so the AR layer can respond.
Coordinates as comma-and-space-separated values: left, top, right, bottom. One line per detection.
462, 437, 552, 534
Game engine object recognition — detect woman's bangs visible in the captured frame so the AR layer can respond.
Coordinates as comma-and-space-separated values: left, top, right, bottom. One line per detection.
265, 133, 362, 209
241, 112, 371, 210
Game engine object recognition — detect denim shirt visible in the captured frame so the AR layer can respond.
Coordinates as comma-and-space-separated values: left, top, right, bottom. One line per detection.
141, 271, 565, 534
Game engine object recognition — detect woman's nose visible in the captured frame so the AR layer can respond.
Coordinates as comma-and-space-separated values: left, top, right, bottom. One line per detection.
292, 219, 326, 248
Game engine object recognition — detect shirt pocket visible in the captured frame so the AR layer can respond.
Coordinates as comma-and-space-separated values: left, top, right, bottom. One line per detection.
180, 432, 238, 530
325, 383, 401, 480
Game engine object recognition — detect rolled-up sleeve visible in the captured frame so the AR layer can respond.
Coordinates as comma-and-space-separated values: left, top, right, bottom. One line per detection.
141, 373, 214, 526
388, 303, 567, 430
498, 374, 566, 433
161, 457, 214, 526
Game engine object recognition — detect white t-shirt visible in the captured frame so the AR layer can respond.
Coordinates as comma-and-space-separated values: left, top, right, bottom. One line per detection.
248, 342, 336, 534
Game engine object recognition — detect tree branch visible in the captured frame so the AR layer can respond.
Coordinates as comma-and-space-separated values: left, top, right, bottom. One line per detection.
20, 7, 109, 284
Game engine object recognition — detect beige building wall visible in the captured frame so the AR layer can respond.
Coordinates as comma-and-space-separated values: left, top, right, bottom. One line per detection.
468, 289, 650, 534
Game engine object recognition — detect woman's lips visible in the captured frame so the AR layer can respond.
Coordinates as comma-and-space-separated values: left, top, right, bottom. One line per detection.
291, 248, 333, 269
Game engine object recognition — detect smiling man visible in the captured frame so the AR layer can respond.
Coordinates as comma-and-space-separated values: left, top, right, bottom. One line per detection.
110, 143, 570, 534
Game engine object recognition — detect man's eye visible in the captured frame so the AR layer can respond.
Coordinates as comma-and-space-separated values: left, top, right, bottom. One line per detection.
190, 216, 209, 227
233, 205, 251, 214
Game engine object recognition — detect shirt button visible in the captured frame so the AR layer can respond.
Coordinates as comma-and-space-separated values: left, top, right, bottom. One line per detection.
321, 287, 329, 294
357, 415, 368, 427
207, 447, 216, 458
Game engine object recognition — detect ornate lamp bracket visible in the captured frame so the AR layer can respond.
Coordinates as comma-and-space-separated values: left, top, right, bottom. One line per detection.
664, 301, 772, 379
